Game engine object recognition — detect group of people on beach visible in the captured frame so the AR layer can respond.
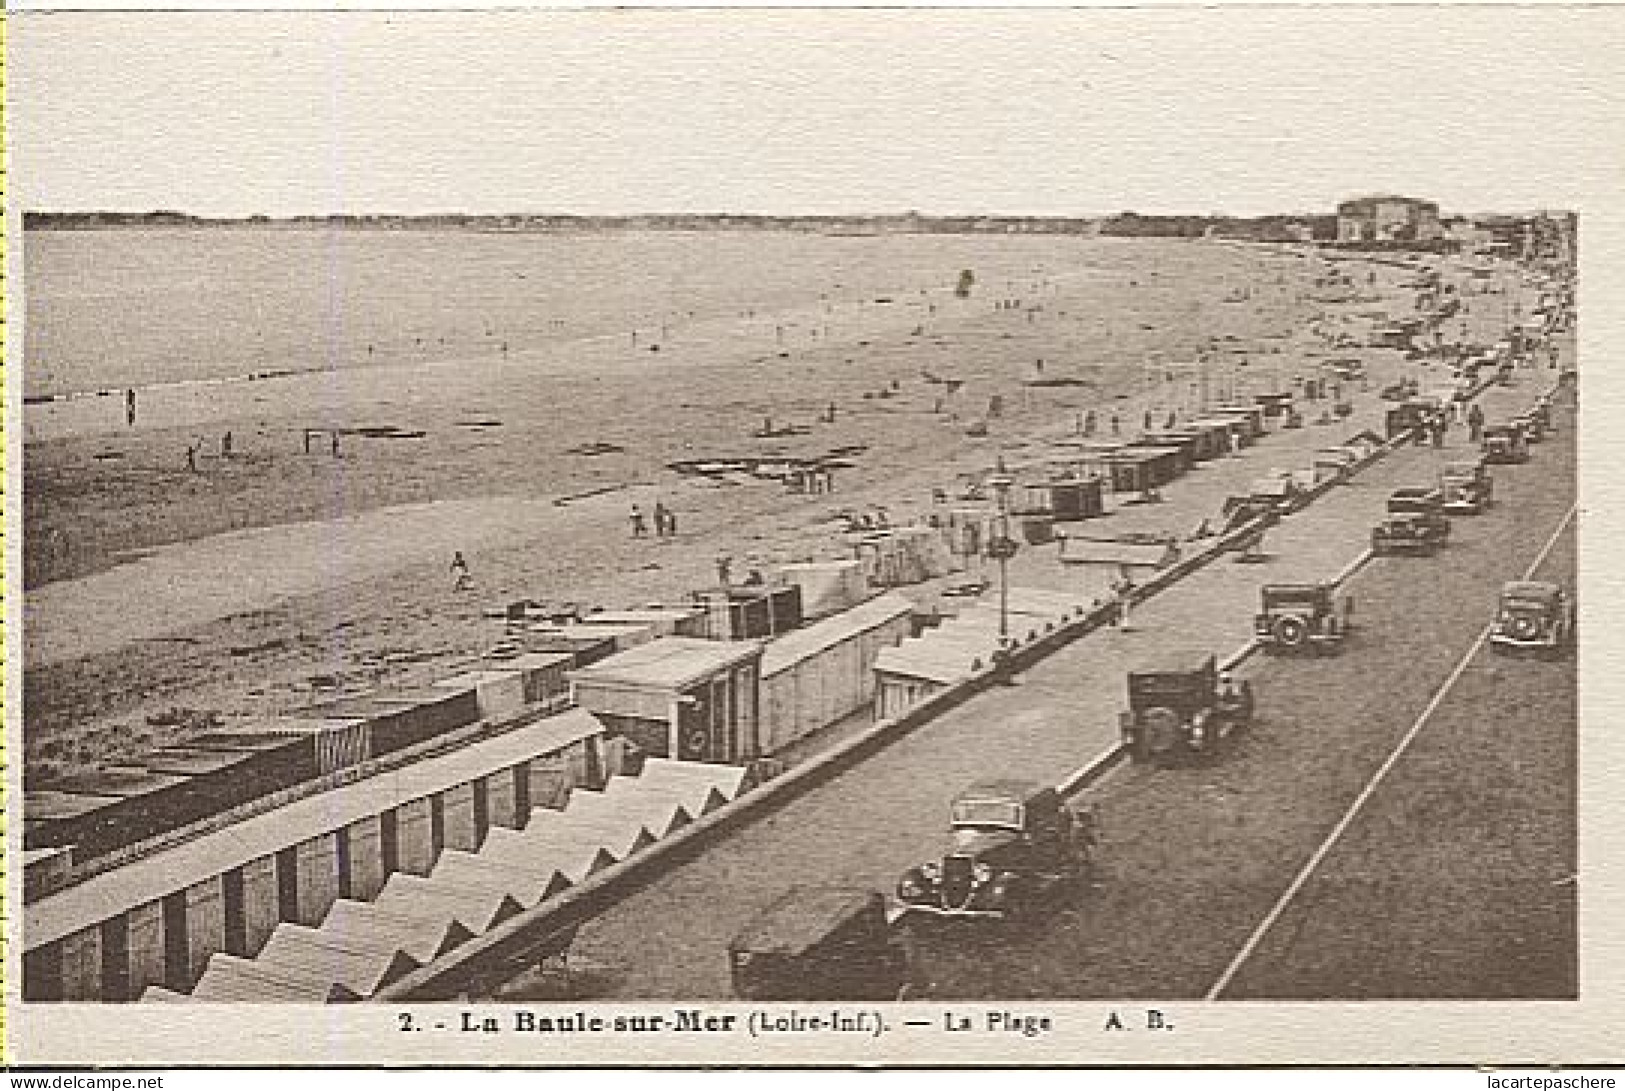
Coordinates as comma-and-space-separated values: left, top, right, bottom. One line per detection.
630, 502, 678, 539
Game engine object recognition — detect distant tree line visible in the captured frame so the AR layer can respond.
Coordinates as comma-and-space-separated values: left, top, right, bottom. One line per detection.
1099, 211, 1339, 242
24, 209, 1341, 241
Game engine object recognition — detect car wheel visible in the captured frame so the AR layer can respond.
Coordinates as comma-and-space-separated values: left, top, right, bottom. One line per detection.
1273, 614, 1309, 649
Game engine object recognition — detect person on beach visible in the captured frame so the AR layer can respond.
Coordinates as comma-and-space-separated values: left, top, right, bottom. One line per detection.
1084, 410, 1096, 436
126, 389, 137, 427
653, 501, 670, 538
716, 555, 733, 587
451, 551, 471, 591
1143, 409, 1154, 432
221, 431, 233, 459
185, 444, 198, 472
1110, 413, 1121, 436
630, 504, 647, 539
331, 432, 342, 458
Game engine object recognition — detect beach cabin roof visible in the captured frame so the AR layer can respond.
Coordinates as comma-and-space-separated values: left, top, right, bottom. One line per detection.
26, 708, 604, 950
569, 636, 761, 693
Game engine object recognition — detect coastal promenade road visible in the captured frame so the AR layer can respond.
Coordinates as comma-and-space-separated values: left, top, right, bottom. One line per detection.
1214, 515, 1575, 999
565, 379, 1563, 999
913, 382, 1574, 1000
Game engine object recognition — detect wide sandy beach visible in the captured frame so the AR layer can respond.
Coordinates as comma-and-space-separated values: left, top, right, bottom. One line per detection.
22, 228, 1423, 781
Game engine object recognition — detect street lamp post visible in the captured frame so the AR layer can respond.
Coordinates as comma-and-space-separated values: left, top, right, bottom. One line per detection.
986, 457, 1018, 655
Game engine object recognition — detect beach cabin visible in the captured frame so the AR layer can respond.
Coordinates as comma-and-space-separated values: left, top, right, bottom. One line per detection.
25, 769, 199, 863
140, 746, 274, 817
570, 637, 764, 765
1055, 535, 1182, 600
775, 559, 869, 620
1048, 476, 1106, 522
510, 631, 619, 670
303, 687, 480, 762
24, 847, 74, 901
692, 584, 804, 641
1211, 404, 1266, 441
525, 620, 657, 656
578, 606, 708, 639
1100, 447, 1182, 496
1185, 417, 1243, 455
757, 593, 916, 756
1128, 433, 1196, 476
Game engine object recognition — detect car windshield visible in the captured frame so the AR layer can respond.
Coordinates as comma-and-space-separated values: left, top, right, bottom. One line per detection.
952, 799, 1024, 829
1503, 596, 1554, 612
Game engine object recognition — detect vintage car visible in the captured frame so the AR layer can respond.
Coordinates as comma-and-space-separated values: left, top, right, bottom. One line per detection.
1249, 473, 1307, 515
1384, 401, 1431, 439
1439, 458, 1494, 514
1385, 487, 1451, 542
1489, 580, 1575, 655
1513, 409, 1547, 443
1530, 397, 1555, 432
1119, 651, 1254, 764
729, 887, 908, 1000
1254, 583, 1352, 653
895, 780, 1089, 920
1371, 512, 1442, 556
1482, 422, 1531, 464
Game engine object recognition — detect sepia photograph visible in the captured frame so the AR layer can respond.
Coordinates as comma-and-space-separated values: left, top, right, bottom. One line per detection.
4, 4, 1618, 1068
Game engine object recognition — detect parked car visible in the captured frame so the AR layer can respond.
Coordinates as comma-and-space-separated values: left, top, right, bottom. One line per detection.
1386, 487, 1451, 542
1439, 458, 1494, 514
1254, 583, 1352, 653
895, 780, 1090, 920
1513, 409, 1547, 443
1384, 401, 1431, 439
1372, 512, 1443, 556
729, 887, 908, 1000
1489, 581, 1574, 656
1482, 423, 1531, 464
1119, 651, 1254, 764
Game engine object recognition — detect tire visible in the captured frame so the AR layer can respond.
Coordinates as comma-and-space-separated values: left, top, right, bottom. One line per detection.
1272, 614, 1309, 649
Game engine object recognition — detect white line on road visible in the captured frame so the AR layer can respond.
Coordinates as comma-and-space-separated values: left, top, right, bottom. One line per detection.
1204, 501, 1577, 1000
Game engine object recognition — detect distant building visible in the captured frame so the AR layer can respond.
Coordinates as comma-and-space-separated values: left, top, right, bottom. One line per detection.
1336, 195, 1444, 243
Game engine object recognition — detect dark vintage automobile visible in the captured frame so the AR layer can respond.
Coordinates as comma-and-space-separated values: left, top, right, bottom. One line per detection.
1489, 580, 1575, 655
1439, 457, 1494, 514
1384, 401, 1432, 439
1482, 423, 1531, 464
1371, 512, 1442, 556
1254, 583, 1352, 653
1119, 651, 1254, 764
729, 887, 908, 1000
1513, 409, 1547, 443
1386, 487, 1451, 541
895, 780, 1090, 920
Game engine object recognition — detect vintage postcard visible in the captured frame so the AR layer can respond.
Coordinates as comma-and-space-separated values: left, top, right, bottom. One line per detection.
4, 4, 1621, 1069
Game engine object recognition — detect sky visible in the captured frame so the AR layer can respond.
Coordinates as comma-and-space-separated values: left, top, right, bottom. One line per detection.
9, 7, 1625, 218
